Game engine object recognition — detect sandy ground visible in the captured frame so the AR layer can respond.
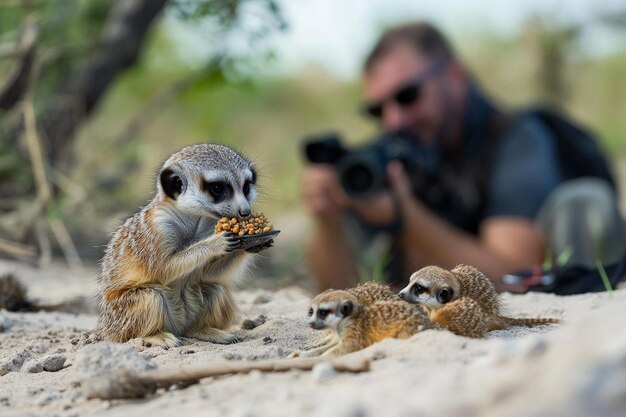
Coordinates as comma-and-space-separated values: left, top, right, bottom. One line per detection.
1, 258, 626, 417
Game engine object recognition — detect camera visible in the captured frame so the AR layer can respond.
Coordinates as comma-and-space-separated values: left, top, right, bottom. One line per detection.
303, 131, 439, 199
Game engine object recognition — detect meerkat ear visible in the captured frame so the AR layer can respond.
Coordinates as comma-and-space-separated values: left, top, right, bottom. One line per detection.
160, 168, 184, 200
340, 300, 354, 317
436, 287, 454, 304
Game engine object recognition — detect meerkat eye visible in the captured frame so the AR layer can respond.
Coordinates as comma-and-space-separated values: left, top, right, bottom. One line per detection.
203, 181, 228, 201
413, 284, 426, 295
318, 309, 329, 319
243, 181, 251, 197
307, 308, 313, 317
340, 301, 353, 317
160, 168, 184, 200
436, 287, 454, 304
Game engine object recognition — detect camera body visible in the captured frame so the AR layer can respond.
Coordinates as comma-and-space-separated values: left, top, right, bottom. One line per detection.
304, 132, 439, 199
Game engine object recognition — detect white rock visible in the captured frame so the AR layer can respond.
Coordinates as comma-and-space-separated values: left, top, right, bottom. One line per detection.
72, 341, 156, 382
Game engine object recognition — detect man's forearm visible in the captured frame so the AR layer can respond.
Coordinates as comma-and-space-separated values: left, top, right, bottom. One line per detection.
398, 200, 542, 285
307, 219, 358, 290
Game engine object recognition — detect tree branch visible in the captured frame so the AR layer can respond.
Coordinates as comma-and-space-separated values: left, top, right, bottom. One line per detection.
38, 0, 170, 167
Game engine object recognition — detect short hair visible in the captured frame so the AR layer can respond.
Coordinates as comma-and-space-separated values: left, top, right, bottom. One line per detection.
364, 22, 455, 73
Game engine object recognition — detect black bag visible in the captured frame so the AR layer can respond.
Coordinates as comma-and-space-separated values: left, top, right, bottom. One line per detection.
503, 253, 626, 295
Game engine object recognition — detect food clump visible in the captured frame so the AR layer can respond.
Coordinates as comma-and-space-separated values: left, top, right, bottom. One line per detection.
215, 213, 274, 237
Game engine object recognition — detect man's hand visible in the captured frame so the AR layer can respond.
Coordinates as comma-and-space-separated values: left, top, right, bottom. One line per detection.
301, 165, 350, 221
350, 160, 416, 226
349, 191, 397, 226
302, 162, 411, 227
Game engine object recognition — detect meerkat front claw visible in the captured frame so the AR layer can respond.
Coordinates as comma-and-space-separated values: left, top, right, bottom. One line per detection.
142, 332, 182, 349
225, 237, 242, 252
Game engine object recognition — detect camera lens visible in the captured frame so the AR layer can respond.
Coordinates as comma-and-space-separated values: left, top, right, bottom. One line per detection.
338, 152, 387, 198
342, 163, 375, 194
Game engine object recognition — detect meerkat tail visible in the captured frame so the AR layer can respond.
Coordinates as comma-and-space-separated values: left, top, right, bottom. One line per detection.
502, 316, 560, 327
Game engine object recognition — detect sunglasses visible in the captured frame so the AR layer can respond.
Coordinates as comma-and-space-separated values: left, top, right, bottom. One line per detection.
361, 61, 447, 120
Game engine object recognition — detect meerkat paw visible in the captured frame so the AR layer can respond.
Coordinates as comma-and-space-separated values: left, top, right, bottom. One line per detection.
188, 328, 240, 344
142, 332, 182, 349
221, 232, 242, 253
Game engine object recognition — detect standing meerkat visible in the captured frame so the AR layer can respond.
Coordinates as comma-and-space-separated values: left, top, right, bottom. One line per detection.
97, 144, 272, 348
399, 264, 559, 338
295, 288, 434, 357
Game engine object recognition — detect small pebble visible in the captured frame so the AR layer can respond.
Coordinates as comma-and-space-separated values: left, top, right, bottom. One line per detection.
266, 346, 284, 358
42, 354, 66, 372
248, 369, 264, 380
0, 314, 12, 332
0, 350, 31, 376
34, 392, 60, 406
23, 359, 43, 373
311, 362, 337, 382
241, 314, 268, 330
372, 351, 387, 361
223, 353, 243, 361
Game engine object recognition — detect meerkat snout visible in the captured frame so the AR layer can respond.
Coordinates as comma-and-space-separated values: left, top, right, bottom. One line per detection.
398, 282, 426, 304
307, 295, 355, 330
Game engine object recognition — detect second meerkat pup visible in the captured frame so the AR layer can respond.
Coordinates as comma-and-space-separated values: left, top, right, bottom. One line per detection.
296, 287, 434, 357
349, 281, 399, 304
97, 144, 272, 348
399, 265, 560, 338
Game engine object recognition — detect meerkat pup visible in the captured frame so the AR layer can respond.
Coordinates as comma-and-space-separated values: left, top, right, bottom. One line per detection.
349, 281, 399, 304
97, 144, 271, 348
296, 288, 434, 357
399, 264, 559, 338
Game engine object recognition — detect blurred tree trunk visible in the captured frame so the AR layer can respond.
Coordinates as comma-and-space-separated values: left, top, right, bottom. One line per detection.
41, 0, 170, 169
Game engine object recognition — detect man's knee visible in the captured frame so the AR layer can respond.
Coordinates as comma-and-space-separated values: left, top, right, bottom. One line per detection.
537, 178, 625, 266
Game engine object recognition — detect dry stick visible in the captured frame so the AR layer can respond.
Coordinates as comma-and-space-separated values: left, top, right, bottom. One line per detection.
22, 55, 83, 269
85, 356, 371, 400
22, 98, 52, 206
48, 218, 82, 269
0, 237, 37, 261
33, 217, 51, 267
23, 93, 52, 267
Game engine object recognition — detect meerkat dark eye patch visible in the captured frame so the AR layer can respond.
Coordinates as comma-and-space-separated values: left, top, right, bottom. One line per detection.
160, 168, 184, 200
203, 181, 229, 202
243, 181, 252, 197
340, 301, 353, 317
318, 309, 329, 319
436, 287, 453, 304
413, 284, 427, 295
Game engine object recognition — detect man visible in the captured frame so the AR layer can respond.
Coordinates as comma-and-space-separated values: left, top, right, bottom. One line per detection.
302, 22, 624, 293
